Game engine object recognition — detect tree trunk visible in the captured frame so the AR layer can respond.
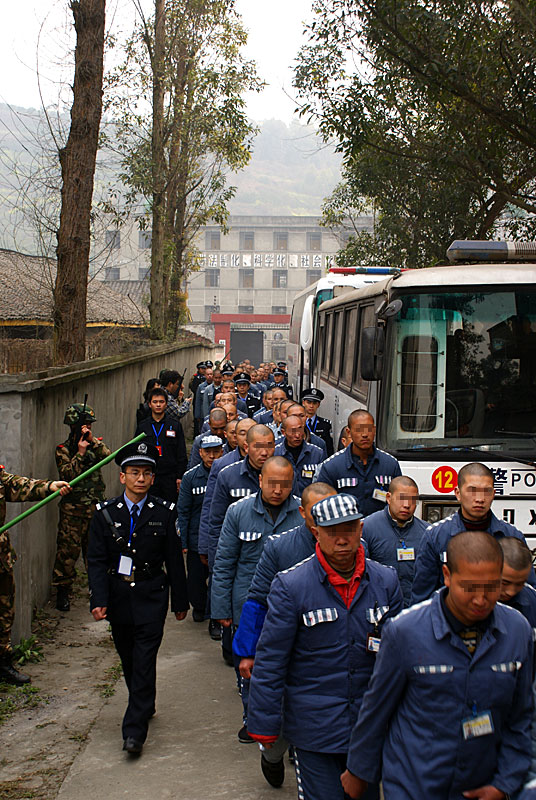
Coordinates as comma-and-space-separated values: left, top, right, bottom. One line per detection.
149, 0, 167, 339
53, 0, 105, 364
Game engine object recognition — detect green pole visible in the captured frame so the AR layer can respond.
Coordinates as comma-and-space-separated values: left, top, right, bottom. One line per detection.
0, 432, 147, 535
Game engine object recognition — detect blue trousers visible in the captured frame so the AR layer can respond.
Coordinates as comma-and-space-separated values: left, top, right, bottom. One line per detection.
293, 748, 379, 800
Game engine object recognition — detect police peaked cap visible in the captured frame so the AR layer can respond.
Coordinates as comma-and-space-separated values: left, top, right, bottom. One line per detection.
205, 360, 214, 368
273, 367, 286, 377
301, 387, 324, 402
234, 372, 251, 385
196, 361, 205, 369
115, 441, 159, 470
277, 361, 287, 368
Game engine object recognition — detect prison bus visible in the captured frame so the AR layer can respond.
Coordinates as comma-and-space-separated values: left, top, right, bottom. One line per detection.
289, 241, 536, 543
288, 267, 401, 399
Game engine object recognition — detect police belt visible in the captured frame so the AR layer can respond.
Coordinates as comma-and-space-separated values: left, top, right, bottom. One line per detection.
108, 567, 164, 583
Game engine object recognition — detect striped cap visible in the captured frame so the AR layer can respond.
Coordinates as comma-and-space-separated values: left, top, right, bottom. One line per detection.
311, 493, 363, 527
200, 435, 224, 449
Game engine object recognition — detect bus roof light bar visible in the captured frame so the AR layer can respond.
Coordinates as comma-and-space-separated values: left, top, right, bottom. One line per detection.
329, 266, 401, 275
447, 240, 536, 263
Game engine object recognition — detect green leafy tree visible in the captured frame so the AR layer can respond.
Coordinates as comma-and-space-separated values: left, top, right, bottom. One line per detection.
294, 0, 536, 269
109, 0, 262, 338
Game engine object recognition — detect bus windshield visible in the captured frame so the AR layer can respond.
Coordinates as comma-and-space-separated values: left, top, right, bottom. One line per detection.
381, 288, 536, 455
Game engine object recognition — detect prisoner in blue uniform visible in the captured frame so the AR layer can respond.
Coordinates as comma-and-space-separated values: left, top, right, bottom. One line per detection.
317, 410, 401, 518
211, 457, 300, 741
411, 463, 536, 605
362, 476, 427, 606
342, 531, 533, 800
274, 415, 324, 496
247, 494, 403, 800
498, 537, 536, 629
186, 408, 226, 469
177, 435, 223, 620
206, 425, 275, 569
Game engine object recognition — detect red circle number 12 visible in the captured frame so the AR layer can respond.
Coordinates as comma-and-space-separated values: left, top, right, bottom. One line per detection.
431, 466, 458, 494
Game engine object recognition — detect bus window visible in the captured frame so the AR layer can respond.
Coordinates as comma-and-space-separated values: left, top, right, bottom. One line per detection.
353, 304, 375, 397
321, 314, 333, 378
330, 311, 342, 379
400, 335, 439, 432
341, 307, 358, 388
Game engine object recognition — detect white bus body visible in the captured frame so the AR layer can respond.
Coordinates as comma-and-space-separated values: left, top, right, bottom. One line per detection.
293, 261, 536, 542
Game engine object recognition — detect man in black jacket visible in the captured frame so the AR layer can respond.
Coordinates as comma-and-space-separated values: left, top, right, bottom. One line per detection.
87, 441, 189, 756
135, 387, 187, 502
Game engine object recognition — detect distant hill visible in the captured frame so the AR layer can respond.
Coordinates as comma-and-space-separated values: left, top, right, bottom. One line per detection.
0, 104, 341, 254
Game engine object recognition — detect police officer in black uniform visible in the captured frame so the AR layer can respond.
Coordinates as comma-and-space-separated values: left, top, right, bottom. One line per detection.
234, 372, 261, 418
87, 441, 189, 756
190, 362, 207, 435
272, 367, 294, 400
301, 387, 334, 457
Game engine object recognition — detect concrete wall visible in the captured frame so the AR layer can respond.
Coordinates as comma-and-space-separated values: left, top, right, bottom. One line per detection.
0, 339, 214, 643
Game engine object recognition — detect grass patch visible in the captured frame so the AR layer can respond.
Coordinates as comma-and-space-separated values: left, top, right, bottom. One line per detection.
0, 784, 38, 800
11, 636, 44, 666
0, 683, 48, 726
96, 661, 123, 698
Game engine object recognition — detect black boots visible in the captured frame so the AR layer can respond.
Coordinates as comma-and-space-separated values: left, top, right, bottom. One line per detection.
56, 587, 70, 612
0, 657, 31, 686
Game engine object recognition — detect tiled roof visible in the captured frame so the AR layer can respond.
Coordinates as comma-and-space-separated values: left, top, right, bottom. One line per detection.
0, 249, 147, 325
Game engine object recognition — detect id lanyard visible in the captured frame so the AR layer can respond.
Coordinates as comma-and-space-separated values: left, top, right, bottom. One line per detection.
307, 416, 318, 433
152, 422, 164, 455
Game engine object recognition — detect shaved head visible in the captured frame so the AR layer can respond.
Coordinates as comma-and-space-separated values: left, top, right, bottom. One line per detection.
447, 531, 503, 575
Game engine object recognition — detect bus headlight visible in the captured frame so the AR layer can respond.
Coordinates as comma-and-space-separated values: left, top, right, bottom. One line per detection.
422, 501, 459, 524
425, 506, 442, 524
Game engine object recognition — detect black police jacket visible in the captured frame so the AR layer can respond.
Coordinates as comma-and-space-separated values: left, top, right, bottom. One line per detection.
135, 413, 187, 479
87, 493, 188, 625
306, 414, 334, 457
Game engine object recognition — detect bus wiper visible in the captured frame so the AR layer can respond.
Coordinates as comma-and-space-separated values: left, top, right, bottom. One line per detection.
401, 443, 536, 469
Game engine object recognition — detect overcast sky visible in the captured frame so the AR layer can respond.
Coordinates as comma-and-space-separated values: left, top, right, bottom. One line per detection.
0, 0, 314, 121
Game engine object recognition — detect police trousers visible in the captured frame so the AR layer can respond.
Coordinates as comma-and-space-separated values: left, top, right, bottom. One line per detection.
293, 749, 379, 800
111, 619, 165, 743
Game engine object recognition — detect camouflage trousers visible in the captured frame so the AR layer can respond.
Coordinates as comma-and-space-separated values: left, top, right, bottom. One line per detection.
0, 562, 15, 659
51, 506, 94, 591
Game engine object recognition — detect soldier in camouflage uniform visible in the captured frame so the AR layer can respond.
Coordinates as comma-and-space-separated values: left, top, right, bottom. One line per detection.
0, 469, 71, 684
52, 403, 111, 612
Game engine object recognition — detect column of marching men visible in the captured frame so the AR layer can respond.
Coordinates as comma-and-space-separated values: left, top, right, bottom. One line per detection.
2, 356, 536, 799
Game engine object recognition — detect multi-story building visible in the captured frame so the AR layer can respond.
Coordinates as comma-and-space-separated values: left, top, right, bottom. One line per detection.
96, 213, 373, 364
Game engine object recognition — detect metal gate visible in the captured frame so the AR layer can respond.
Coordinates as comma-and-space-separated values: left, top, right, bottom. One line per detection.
230, 329, 264, 365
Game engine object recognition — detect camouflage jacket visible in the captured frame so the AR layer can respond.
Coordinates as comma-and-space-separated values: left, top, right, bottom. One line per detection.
56, 439, 111, 510
0, 469, 53, 568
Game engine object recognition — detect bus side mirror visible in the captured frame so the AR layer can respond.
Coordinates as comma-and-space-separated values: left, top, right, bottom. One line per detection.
361, 327, 384, 381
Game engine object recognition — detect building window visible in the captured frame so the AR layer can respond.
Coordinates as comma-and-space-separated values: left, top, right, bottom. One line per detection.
105, 266, 120, 280
139, 231, 152, 249
205, 230, 221, 250
272, 305, 287, 315
238, 305, 254, 314
274, 232, 288, 251
306, 269, 322, 285
205, 304, 220, 320
307, 232, 322, 251
138, 266, 150, 281
240, 231, 255, 250
272, 345, 287, 361
273, 270, 288, 288
205, 269, 220, 287
239, 268, 254, 288
105, 230, 120, 249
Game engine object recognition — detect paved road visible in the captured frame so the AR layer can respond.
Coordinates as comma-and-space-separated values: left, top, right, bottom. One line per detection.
56, 614, 296, 799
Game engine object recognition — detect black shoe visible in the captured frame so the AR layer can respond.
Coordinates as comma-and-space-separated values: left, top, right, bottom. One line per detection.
0, 662, 31, 686
123, 737, 143, 755
208, 619, 222, 640
192, 609, 205, 623
56, 588, 70, 612
238, 725, 255, 744
222, 651, 234, 667
261, 753, 285, 788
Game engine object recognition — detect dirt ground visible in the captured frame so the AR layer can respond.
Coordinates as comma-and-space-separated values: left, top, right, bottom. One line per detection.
0, 574, 121, 800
